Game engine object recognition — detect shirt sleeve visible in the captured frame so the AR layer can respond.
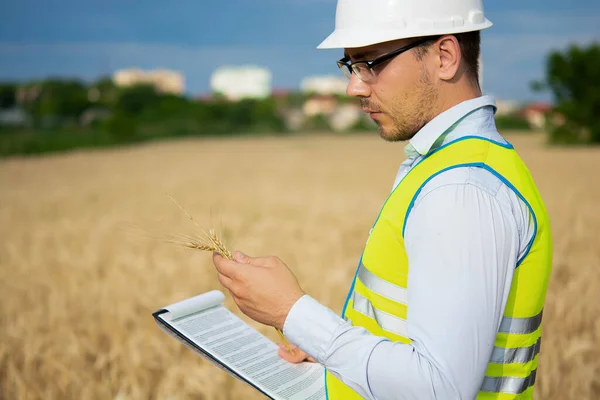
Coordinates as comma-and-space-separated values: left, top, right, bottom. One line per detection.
283, 182, 519, 400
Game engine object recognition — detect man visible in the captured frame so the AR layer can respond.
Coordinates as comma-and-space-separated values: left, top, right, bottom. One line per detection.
212, 0, 553, 398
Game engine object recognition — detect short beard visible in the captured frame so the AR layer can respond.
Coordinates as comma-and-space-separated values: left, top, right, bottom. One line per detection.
379, 68, 438, 142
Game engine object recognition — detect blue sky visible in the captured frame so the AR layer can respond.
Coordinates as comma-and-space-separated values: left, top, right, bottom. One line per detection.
0, 0, 598, 101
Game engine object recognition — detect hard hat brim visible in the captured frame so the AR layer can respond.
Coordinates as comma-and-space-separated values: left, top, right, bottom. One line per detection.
317, 20, 493, 49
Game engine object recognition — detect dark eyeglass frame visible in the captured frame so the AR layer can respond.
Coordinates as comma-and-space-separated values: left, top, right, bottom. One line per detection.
337, 36, 441, 81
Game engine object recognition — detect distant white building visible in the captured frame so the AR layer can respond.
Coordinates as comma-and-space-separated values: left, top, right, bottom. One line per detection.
210, 66, 272, 101
302, 94, 337, 117
300, 75, 348, 96
495, 99, 522, 116
112, 68, 185, 95
329, 103, 363, 131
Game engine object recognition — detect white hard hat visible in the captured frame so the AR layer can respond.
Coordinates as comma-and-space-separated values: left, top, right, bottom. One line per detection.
317, 0, 493, 49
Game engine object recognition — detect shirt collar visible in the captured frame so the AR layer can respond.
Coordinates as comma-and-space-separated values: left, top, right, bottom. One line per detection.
404, 95, 497, 158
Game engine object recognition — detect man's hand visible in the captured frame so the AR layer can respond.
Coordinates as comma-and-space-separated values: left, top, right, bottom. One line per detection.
212, 251, 305, 331
277, 343, 316, 364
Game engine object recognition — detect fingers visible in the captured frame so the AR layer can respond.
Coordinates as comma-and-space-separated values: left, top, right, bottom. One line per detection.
277, 343, 312, 363
233, 251, 252, 264
234, 251, 279, 268
277, 347, 303, 363
213, 252, 240, 279
216, 272, 233, 290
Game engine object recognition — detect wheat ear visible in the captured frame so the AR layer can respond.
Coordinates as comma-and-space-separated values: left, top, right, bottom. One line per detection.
166, 194, 234, 259
166, 194, 294, 355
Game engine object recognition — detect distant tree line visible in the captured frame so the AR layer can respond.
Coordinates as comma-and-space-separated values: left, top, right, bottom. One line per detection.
0, 78, 289, 133
532, 42, 600, 144
0, 75, 377, 156
1, 41, 598, 156
0, 77, 300, 155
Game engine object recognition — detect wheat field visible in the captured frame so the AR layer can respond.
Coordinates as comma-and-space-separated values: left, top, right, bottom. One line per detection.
1, 132, 599, 399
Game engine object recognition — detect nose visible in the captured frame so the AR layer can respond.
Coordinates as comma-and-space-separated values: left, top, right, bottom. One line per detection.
346, 73, 371, 98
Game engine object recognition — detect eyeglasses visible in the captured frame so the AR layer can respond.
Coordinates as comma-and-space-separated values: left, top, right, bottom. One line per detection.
337, 36, 439, 83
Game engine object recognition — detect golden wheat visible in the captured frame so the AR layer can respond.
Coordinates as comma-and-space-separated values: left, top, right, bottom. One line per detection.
166, 228, 235, 260
0, 132, 599, 399
166, 193, 235, 260
166, 194, 294, 355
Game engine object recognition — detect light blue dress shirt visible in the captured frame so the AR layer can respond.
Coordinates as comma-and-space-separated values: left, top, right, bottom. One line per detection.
283, 96, 535, 400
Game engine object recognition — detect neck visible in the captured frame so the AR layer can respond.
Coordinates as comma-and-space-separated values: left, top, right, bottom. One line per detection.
433, 80, 482, 118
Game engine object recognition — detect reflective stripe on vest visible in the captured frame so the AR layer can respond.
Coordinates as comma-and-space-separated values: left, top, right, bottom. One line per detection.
499, 311, 543, 334
325, 138, 552, 400
356, 264, 543, 365
480, 370, 537, 394
355, 262, 543, 335
490, 338, 541, 365
357, 262, 408, 305
350, 291, 408, 337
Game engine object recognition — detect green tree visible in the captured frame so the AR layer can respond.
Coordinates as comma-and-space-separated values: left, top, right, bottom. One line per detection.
115, 84, 163, 116
90, 77, 119, 107
22, 79, 91, 125
103, 111, 138, 140
532, 42, 600, 144
494, 113, 531, 131
251, 97, 285, 132
0, 83, 17, 109
103, 84, 162, 138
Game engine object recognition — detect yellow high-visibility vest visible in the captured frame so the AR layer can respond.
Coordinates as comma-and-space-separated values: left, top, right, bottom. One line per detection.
325, 137, 552, 399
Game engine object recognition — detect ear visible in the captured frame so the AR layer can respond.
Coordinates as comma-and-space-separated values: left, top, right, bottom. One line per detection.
435, 35, 461, 82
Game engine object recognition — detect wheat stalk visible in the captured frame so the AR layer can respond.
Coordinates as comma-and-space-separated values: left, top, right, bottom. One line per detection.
166, 194, 295, 355
167, 230, 234, 260
166, 194, 234, 260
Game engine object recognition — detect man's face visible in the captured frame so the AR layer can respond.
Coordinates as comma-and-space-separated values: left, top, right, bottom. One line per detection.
344, 38, 439, 142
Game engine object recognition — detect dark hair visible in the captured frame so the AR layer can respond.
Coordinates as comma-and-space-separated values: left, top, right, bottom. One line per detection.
414, 31, 481, 84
